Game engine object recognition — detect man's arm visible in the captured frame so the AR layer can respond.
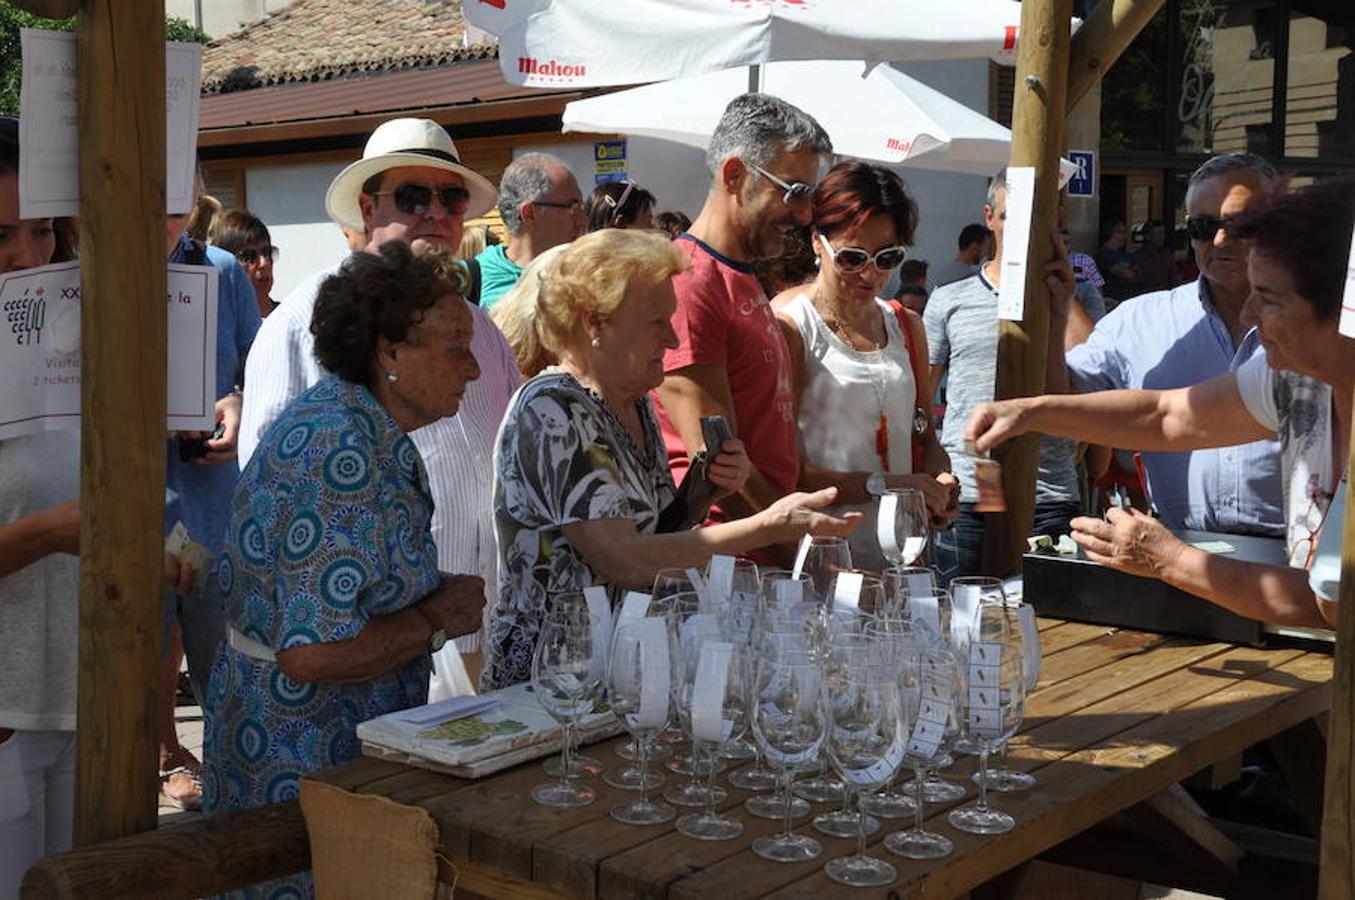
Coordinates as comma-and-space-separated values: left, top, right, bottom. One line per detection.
655, 364, 786, 517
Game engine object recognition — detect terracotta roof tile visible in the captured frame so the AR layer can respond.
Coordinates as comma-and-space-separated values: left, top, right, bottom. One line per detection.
201, 0, 495, 94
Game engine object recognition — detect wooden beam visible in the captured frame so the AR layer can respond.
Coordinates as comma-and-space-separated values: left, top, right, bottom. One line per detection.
982, 0, 1073, 575
21, 801, 308, 899
1065, 0, 1167, 114
1318, 390, 1355, 898
73, 0, 167, 845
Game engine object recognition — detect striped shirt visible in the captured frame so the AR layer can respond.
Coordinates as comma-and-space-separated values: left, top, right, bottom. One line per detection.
239, 259, 521, 689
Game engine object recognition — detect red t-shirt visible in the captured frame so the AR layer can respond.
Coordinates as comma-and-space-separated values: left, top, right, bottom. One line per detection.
653, 235, 800, 520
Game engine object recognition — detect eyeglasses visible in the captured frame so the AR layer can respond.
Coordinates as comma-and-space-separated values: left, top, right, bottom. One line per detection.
1287, 488, 1333, 569
235, 245, 279, 266
533, 197, 584, 214
602, 180, 636, 211
372, 183, 471, 217
1185, 214, 1231, 242
816, 232, 908, 274
743, 160, 814, 206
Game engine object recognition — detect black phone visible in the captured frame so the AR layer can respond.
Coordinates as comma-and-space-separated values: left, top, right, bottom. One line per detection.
700, 415, 734, 457
177, 422, 226, 462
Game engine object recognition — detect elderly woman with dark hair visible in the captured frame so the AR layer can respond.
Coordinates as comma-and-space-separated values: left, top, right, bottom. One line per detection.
483, 229, 859, 689
970, 175, 1355, 628
213, 208, 279, 318
202, 243, 487, 857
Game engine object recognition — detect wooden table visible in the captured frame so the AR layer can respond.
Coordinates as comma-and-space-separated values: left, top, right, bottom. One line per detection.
314, 620, 1332, 899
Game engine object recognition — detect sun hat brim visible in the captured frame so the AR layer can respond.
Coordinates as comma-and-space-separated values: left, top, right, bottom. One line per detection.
324, 151, 498, 231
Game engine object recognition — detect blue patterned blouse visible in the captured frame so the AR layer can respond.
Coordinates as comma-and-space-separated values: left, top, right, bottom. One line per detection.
203, 377, 440, 825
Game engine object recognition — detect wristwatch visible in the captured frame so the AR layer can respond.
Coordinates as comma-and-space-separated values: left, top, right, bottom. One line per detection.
865, 471, 888, 497
414, 604, 448, 653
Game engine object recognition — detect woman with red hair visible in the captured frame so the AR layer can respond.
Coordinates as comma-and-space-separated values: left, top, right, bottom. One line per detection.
772, 160, 958, 570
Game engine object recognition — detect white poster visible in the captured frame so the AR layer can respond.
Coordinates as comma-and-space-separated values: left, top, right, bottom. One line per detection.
18, 30, 203, 218
0, 261, 218, 439
997, 166, 1036, 322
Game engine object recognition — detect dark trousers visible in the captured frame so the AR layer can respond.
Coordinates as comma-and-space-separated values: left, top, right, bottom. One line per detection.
933, 501, 1081, 586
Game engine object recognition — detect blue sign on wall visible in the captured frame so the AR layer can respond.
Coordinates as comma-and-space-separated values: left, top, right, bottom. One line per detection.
1067, 150, 1095, 198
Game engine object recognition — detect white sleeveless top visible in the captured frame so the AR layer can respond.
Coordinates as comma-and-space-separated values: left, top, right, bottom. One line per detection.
780, 293, 919, 571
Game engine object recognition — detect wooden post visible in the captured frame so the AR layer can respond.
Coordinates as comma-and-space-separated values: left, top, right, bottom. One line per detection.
1065, 0, 1166, 114
981, 0, 1072, 575
1318, 393, 1355, 898
73, 0, 167, 845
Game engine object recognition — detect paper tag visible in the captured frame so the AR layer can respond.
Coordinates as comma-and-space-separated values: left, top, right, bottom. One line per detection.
876, 492, 900, 561
396, 694, 500, 727
616, 591, 652, 626
165, 521, 189, 556
967, 707, 1004, 739
997, 166, 1036, 321
634, 617, 671, 730
903, 572, 935, 596
707, 555, 736, 601
583, 586, 612, 677
909, 592, 941, 635
859, 739, 906, 785
1341, 221, 1355, 338
791, 534, 812, 579
1017, 603, 1041, 690
686, 566, 715, 611
774, 579, 804, 611
951, 585, 981, 645
679, 612, 721, 666
832, 571, 864, 611
690, 641, 734, 743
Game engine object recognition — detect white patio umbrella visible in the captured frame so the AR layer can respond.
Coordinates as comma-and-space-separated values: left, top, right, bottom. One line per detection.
464, 0, 1050, 88
563, 61, 1033, 177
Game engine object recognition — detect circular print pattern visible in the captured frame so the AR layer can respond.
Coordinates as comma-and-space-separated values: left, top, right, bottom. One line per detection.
282, 511, 323, 562
320, 558, 366, 610
276, 422, 314, 460
324, 447, 370, 492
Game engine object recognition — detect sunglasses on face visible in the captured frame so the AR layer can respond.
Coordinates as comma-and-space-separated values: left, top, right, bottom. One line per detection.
743, 159, 814, 206
235, 245, 279, 265
373, 183, 471, 217
1185, 214, 1231, 242
817, 232, 908, 274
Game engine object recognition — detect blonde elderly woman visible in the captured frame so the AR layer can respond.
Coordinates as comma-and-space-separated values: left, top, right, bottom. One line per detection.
483, 229, 859, 689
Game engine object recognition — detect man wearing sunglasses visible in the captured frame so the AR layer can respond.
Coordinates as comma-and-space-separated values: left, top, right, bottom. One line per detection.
240, 118, 524, 698
652, 93, 832, 559
1060, 153, 1284, 539
474, 152, 585, 308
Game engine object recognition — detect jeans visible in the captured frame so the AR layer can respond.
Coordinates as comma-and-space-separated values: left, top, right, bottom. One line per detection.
933, 501, 1082, 586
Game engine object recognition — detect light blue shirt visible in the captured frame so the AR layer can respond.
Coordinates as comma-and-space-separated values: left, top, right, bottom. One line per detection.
1066, 277, 1284, 536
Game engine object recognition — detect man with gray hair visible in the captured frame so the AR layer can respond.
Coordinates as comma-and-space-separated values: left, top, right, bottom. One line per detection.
474, 152, 584, 307
652, 93, 831, 554
1060, 153, 1284, 537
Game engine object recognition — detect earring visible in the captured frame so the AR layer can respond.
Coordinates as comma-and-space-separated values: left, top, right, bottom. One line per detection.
386, 371, 398, 383
590, 337, 601, 349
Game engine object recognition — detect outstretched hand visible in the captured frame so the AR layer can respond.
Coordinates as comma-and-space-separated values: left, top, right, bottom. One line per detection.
761, 487, 862, 545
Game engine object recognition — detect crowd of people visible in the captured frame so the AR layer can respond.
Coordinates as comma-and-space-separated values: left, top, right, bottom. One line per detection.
0, 83, 1350, 898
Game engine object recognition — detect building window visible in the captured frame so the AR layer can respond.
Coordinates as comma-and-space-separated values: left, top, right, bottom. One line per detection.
1283, 4, 1355, 159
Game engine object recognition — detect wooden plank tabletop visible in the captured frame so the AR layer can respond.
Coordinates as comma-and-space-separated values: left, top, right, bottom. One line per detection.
314, 622, 1332, 899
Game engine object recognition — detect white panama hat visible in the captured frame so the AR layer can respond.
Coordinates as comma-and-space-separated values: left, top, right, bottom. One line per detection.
324, 118, 498, 230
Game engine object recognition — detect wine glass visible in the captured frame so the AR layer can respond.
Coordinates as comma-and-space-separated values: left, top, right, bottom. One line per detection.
947, 576, 1005, 756
530, 610, 603, 808
674, 638, 749, 841
744, 608, 816, 821
714, 558, 761, 763
859, 618, 920, 822
883, 565, 937, 615
795, 535, 852, 605
652, 567, 698, 604
750, 650, 827, 863
540, 595, 605, 780
947, 606, 1025, 835
822, 646, 904, 887
885, 647, 963, 859
812, 630, 884, 841
826, 570, 888, 617
878, 487, 929, 568
606, 615, 678, 824
661, 593, 726, 806
973, 597, 1041, 793
603, 604, 671, 794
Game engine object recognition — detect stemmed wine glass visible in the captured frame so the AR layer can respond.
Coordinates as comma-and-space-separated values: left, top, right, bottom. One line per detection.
973, 596, 1041, 792
885, 647, 963, 859
662, 593, 726, 807
812, 628, 884, 840
878, 487, 929, 568
674, 637, 749, 841
796, 535, 852, 605
530, 609, 603, 808
750, 649, 827, 863
714, 558, 761, 764
948, 605, 1026, 835
540, 595, 605, 780
859, 617, 919, 822
821, 643, 904, 887
744, 604, 816, 821
607, 614, 678, 824
947, 577, 1005, 756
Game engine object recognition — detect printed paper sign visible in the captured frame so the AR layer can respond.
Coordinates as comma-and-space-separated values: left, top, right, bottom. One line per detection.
0, 261, 218, 440
19, 30, 204, 217
876, 492, 900, 560
690, 641, 734, 743
997, 166, 1036, 321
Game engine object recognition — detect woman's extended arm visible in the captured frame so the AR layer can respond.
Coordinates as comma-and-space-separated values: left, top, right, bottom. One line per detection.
561, 488, 859, 590
0, 499, 78, 579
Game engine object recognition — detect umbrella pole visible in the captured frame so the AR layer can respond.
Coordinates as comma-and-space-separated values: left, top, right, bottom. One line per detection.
72, 0, 168, 845
981, 0, 1073, 575
748, 64, 762, 93
1318, 395, 1355, 898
